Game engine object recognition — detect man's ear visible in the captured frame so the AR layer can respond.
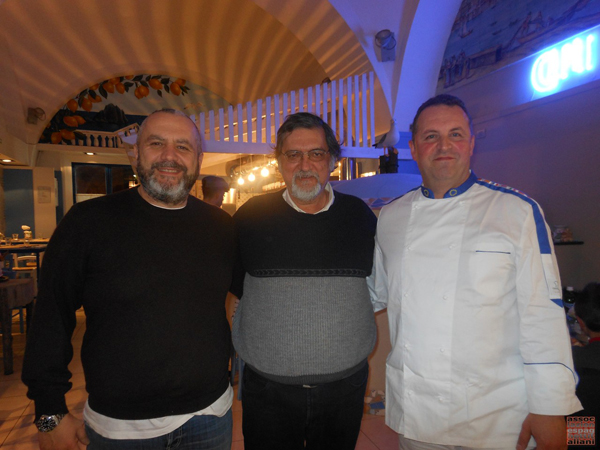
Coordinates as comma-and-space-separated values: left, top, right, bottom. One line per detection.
469, 134, 475, 157
409, 140, 416, 162
197, 152, 204, 171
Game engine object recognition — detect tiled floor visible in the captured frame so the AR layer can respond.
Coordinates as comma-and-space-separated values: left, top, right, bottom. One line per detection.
1, 309, 398, 449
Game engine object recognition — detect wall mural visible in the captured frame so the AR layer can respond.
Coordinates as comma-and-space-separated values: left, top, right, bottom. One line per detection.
39, 74, 231, 145
439, 0, 600, 91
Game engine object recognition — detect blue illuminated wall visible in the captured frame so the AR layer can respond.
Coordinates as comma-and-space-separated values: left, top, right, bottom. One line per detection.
440, 0, 600, 92
440, 11, 600, 289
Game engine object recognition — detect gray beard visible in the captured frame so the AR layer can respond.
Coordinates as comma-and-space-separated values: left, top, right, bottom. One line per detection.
137, 160, 198, 205
290, 170, 325, 202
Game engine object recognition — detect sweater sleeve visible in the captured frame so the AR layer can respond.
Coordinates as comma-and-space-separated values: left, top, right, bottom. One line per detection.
21, 204, 89, 420
229, 205, 247, 299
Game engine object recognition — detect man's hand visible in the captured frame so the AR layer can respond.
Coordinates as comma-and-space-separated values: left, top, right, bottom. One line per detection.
37, 413, 89, 450
516, 413, 566, 450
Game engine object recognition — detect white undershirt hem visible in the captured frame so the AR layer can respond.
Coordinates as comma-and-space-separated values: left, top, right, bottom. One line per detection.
83, 384, 233, 440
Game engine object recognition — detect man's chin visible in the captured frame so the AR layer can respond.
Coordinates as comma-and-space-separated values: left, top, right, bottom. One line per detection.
143, 178, 189, 204
291, 183, 323, 202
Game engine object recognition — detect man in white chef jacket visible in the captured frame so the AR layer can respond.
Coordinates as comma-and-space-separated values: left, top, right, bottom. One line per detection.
368, 94, 582, 450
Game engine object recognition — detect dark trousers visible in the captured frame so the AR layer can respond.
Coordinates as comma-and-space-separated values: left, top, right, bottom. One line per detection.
241, 363, 368, 450
85, 410, 232, 449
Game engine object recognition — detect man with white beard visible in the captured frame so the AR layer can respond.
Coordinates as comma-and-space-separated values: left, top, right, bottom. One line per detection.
230, 112, 378, 449
23, 109, 235, 450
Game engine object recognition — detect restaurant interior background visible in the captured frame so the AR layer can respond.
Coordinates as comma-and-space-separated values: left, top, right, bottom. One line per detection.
0, 0, 599, 393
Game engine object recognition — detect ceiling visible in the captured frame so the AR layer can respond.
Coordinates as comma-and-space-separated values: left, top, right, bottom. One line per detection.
0, 0, 462, 171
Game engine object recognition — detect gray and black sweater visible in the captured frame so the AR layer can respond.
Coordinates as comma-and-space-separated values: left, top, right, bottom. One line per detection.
231, 190, 377, 385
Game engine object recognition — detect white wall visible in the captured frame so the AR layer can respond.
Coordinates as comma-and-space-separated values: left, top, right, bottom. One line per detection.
446, 76, 600, 289
32, 167, 57, 239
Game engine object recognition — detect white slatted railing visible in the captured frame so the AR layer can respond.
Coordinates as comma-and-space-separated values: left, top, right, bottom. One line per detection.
36, 124, 140, 155
65, 73, 380, 159
193, 72, 379, 158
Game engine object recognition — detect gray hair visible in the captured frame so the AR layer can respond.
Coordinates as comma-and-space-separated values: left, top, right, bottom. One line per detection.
274, 112, 342, 162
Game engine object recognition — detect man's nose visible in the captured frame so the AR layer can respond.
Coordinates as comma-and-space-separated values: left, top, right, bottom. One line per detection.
300, 152, 312, 169
160, 142, 178, 159
438, 136, 451, 151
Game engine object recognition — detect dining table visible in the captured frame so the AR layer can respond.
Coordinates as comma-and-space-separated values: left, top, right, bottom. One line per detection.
0, 278, 35, 374
0, 243, 48, 284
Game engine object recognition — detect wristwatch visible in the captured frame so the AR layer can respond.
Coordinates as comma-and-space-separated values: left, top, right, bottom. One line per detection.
36, 414, 65, 432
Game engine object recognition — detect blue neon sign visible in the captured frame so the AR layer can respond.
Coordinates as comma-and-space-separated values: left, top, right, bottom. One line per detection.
531, 30, 598, 95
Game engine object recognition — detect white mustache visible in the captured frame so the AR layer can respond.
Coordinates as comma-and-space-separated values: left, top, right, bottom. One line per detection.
293, 170, 319, 182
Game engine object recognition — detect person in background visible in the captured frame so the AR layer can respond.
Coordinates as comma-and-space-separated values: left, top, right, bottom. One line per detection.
231, 112, 377, 449
202, 175, 230, 208
22, 108, 235, 450
571, 282, 600, 420
369, 94, 581, 450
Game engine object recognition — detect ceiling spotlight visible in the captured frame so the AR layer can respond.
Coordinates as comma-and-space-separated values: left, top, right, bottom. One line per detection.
27, 107, 46, 124
237, 176, 245, 185
84, 152, 96, 155
2, 159, 12, 163
375, 29, 396, 62
261, 167, 269, 177
248, 173, 256, 182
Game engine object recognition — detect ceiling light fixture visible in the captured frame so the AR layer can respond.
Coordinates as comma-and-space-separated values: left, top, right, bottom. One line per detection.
375, 29, 396, 62
84, 152, 96, 155
27, 107, 46, 124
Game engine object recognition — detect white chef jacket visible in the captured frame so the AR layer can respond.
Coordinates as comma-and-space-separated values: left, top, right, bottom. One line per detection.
368, 173, 581, 447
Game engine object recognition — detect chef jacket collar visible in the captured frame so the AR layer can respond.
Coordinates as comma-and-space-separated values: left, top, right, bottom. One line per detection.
420, 171, 477, 199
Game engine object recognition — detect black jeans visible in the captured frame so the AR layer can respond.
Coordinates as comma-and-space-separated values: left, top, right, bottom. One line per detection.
241, 363, 368, 450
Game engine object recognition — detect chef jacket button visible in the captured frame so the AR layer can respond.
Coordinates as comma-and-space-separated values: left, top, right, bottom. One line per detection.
440, 348, 445, 353
404, 344, 409, 349
449, 244, 456, 249
438, 396, 444, 402
442, 295, 448, 300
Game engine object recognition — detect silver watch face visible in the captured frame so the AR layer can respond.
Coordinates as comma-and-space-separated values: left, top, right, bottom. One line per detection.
36, 414, 64, 432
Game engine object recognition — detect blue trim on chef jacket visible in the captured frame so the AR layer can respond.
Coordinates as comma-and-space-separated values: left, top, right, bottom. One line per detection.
420, 172, 477, 199
474, 178, 552, 255
474, 178, 561, 307
418, 172, 560, 307
550, 298, 564, 308
419, 172, 552, 255
524, 361, 578, 382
